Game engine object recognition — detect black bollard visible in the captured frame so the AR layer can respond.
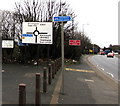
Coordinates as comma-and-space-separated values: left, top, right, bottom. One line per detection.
51, 61, 55, 79
35, 73, 41, 106
19, 84, 26, 106
54, 60, 57, 74
48, 64, 52, 85
43, 67, 47, 93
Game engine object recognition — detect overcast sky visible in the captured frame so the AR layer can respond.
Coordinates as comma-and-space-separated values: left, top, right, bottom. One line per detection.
0, 0, 119, 48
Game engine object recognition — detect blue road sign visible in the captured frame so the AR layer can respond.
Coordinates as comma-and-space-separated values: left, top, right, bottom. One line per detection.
18, 41, 28, 46
54, 16, 72, 22
22, 34, 33, 37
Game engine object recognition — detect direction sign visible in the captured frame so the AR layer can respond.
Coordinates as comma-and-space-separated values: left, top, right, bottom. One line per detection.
22, 22, 53, 44
69, 40, 81, 46
54, 16, 72, 22
2, 40, 14, 48
18, 40, 28, 46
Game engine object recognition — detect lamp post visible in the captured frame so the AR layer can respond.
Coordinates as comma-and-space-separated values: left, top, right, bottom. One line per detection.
82, 24, 89, 53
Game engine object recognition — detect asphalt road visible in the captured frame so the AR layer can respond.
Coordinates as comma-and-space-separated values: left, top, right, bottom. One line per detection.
88, 55, 119, 82
58, 55, 118, 104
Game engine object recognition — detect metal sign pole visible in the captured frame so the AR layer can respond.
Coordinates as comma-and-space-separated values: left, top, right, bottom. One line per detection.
61, 21, 64, 94
53, 15, 71, 95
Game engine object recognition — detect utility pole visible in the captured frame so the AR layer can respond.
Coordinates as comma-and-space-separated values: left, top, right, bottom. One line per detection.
53, 1, 71, 94
61, 20, 64, 94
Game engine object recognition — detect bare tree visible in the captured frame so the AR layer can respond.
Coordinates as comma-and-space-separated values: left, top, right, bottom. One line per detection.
1, 0, 93, 63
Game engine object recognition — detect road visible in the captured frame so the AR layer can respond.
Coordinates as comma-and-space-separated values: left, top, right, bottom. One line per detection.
88, 55, 119, 82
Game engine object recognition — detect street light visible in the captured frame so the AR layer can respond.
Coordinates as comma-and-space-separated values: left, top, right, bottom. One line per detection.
82, 24, 89, 54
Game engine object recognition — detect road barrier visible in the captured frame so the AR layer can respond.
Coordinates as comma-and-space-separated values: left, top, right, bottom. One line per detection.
18, 58, 62, 105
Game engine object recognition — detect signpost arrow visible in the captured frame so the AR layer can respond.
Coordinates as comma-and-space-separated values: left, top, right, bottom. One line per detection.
54, 16, 72, 22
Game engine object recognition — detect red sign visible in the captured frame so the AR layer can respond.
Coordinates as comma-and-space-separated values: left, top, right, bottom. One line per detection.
69, 40, 81, 46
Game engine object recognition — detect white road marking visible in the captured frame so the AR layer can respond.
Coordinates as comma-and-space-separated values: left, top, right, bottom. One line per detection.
85, 79, 94, 82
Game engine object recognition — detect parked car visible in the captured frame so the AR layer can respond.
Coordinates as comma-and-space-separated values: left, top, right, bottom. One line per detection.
99, 51, 105, 55
107, 52, 114, 58
104, 50, 111, 54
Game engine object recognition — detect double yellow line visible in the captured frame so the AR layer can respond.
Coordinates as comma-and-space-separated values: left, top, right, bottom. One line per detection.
65, 68, 95, 73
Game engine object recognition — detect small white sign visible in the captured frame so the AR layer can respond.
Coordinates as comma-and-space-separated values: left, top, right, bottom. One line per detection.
22, 22, 53, 44
2, 40, 14, 48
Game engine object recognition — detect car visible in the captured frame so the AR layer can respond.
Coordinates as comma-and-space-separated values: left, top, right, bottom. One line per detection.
104, 50, 111, 54
99, 51, 105, 55
107, 52, 114, 58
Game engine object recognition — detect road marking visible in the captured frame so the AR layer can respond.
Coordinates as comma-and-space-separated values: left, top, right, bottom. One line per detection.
65, 68, 95, 73
85, 79, 94, 82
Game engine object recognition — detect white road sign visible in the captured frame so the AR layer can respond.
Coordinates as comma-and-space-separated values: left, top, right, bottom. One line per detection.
2, 40, 14, 48
22, 22, 53, 44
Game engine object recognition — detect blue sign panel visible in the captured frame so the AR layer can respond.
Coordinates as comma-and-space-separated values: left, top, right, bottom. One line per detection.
22, 34, 33, 37
18, 41, 28, 46
54, 16, 72, 22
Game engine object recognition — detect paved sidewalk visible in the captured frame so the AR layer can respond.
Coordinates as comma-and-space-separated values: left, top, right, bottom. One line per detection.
56, 56, 118, 104
2, 63, 61, 104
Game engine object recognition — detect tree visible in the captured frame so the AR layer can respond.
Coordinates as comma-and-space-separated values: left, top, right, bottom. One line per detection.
1, 0, 93, 63
13, 0, 76, 61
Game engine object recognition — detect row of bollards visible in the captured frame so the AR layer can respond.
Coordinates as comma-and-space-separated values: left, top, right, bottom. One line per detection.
19, 58, 62, 106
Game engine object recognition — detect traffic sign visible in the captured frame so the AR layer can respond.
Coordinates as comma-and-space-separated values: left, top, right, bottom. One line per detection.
18, 40, 28, 46
54, 16, 72, 22
69, 40, 81, 46
22, 22, 53, 44
2, 40, 14, 48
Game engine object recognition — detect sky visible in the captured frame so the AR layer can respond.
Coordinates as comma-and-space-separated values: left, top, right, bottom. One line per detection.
0, 0, 119, 48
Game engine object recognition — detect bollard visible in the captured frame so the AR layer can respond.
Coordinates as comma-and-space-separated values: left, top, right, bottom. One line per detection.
35, 73, 41, 106
51, 61, 55, 79
43, 67, 47, 93
58, 58, 61, 70
56, 59, 59, 72
54, 60, 57, 74
48, 64, 52, 85
56, 60, 58, 72
57, 59, 60, 71
19, 84, 26, 106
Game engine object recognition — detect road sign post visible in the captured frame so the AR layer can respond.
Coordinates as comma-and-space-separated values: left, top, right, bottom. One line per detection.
61, 21, 64, 94
54, 16, 71, 94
